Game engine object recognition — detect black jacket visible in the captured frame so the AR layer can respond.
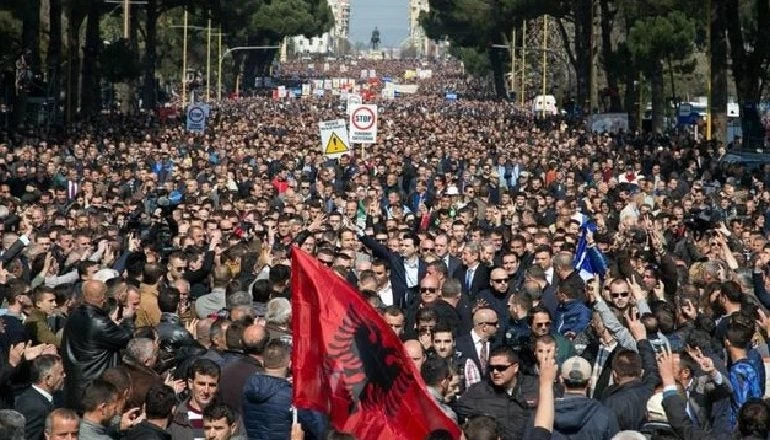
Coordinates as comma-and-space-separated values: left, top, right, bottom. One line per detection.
14, 386, 53, 440
156, 313, 198, 353
61, 303, 133, 410
124, 420, 172, 440
359, 234, 426, 309
455, 375, 537, 440
600, 339, 661, 431
552, 395, 619, 440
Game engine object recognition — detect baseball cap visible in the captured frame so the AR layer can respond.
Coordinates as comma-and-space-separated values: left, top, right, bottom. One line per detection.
561, 356, 592, 384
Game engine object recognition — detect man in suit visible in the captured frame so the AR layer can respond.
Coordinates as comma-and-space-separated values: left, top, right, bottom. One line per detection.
457, 242, 490, 302
435, 233, 462, 280
456, 307, 500, 388
359, 232, 426, 310
15, 354, 64, 440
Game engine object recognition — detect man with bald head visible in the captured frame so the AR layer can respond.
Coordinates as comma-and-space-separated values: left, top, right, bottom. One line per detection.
220, 323, 268, 414
456, 307, 499, 385
61, 280, 134, 410
404, 275, 460, 339
404, 339, 426, 372
478, 268, 512, 321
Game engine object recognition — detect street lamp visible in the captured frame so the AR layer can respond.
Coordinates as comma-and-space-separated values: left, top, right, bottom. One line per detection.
218, 46, 280, 100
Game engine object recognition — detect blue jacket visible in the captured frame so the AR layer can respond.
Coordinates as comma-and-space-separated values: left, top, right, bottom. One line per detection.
555, 300, 591, 336
551, 395, 619, 439
242, 374, 326, 440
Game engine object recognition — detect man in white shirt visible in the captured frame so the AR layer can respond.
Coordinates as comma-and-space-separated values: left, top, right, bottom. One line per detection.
15, 354, 64, 440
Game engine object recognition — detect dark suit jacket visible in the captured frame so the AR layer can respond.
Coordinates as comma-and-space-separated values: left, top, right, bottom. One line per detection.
456, 333, 483, 374
456, 264, 490, 303
360, 235, 426, 309
15, 386, 53, 440
442, 255, 463, 280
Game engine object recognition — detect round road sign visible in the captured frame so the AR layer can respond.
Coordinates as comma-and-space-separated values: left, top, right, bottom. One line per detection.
188, 106, 205, 123
351, 106, 376, 130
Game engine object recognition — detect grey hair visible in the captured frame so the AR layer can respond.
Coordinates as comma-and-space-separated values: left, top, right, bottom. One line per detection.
611, 431, 646, 440
0, 410, 25, 440
553, 251, 574, 271
226, 291, 252, 309
266, 297, 291, 325
124, 338, 157, 366
45, 409, 79, 434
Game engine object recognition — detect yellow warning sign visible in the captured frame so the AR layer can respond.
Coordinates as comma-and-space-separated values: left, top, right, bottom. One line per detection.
324, 132, 349, 155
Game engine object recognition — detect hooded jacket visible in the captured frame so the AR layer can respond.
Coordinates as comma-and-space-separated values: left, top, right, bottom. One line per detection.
552, 394, 619, 440
242, 373, 326, 440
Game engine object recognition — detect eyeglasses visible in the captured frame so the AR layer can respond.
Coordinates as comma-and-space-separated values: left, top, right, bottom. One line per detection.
421, 247, 434, 252
534, 322, 551, 328
611, 292, 630, 298
480, 321, 498, 327
420, 288, 438, 293
492, 278, 508, 284
488, 364, 513, 372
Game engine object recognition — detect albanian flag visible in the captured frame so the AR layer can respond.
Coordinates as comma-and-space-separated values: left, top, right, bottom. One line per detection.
291, 247, 461, 440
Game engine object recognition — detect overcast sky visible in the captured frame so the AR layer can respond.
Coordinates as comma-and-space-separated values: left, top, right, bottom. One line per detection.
349, 0, 410, 47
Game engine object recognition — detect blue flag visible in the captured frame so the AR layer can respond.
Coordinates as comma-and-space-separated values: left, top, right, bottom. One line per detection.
573, 214, 607, 280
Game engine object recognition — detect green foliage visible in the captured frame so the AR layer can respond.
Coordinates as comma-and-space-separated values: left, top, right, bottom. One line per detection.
627, 11, 696, 69
448, 45, 491, 76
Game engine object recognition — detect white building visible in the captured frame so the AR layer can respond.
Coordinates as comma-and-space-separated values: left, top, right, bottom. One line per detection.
409, 0, 430, 57
291, 0, 350, 55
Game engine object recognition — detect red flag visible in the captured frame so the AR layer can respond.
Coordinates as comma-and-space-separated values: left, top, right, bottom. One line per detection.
291, 248, 461, 440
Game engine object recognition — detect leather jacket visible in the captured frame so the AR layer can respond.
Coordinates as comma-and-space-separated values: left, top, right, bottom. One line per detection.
61, 303, 133, 410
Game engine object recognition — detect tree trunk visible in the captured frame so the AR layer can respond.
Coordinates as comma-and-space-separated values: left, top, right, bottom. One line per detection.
80, 3, 102, 117
65, 9, 85, 122
599, 0, 621, 112
650, 62, 664, 133
22, 0, 42, 71
143, 0, 158, 109
710, 0, 728, 145
48, 0, 62, 91
574, 0, 592, 112
488, 47, 507, 99
625, 70, 640, 132
725, 0, 767, 146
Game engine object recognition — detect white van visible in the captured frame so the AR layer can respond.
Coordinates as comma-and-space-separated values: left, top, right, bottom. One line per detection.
533, 95, 558, 116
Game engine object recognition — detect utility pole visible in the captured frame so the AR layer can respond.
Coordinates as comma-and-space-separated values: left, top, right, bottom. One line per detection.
206, 19, 211, 101
542, 15, 548, 116
123, 0, 130, 38
521, 20, 527, 106
511, 27, 516, 100
182, 8, 188, 108
218, 28, 222, 101
706, 0, 712, 140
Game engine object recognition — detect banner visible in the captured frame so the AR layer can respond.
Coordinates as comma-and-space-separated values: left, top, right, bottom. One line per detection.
291, 249, 461, 440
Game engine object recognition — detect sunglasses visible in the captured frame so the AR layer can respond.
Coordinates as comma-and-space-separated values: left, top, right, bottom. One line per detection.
421, 288, 438, 293
611, 292, 630, 298
492, 278, 508, 284
319, 259, 334, 267
480, 321, 498, 327
534, 322, 551, 328
488, 364, 513, 372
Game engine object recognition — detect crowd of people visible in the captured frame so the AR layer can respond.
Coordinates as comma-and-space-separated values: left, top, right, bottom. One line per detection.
0, 56, 767, 440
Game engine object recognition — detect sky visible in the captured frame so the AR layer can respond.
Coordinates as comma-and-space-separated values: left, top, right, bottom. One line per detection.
349, 0, 410, 47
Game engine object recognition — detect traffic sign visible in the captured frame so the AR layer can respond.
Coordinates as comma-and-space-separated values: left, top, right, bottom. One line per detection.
186, 103, 209, 133
347, 94, 362, 116
324, 133, 348, 155
319, 119, 350, 158
349, 104, 378, 144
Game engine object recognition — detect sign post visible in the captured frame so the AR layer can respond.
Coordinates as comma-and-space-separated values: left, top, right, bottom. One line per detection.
186, 102, 209, 133
349, 104, 378, 160
319, 119, 351, 159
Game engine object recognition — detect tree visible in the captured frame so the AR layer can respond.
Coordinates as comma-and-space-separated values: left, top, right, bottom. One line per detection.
724, 0, 770, 146
627, 11, 695, 132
